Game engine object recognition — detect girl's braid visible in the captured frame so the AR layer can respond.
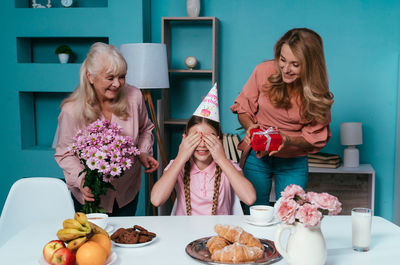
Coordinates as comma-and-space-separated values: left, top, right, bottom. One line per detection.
183, 161, 192, 215
211, 165, 222, 215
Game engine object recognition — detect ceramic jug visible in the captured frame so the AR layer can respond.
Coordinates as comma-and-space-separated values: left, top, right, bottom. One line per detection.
274, 222, 327, 265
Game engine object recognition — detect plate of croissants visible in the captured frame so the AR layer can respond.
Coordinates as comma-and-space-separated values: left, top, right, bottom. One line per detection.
185, 224, 281, 264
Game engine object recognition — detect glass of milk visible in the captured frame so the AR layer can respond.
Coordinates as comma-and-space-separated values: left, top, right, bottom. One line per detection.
352, 208, 372, 252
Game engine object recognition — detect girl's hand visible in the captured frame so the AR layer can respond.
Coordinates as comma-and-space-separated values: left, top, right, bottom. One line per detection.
269, 131, 289, 156
244, 124, 260, 145
80, 177, 95, 202
176, 132, 201, 163
203, 134, 227, 165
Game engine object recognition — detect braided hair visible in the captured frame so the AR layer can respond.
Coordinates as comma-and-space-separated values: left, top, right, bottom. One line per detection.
183, 116, 223, 216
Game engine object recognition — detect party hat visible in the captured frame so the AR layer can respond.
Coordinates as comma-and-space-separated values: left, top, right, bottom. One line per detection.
193, 83, 219, 122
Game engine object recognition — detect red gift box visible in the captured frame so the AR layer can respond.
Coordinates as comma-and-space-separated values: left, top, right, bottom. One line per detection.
250, 127, 282, 152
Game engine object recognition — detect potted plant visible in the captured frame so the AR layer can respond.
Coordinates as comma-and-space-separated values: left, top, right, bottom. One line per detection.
55, 45, 73, 64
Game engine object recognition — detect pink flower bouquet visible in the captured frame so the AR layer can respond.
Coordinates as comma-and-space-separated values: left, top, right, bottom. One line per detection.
274, 184, 342, 227
70, 119, 140, 213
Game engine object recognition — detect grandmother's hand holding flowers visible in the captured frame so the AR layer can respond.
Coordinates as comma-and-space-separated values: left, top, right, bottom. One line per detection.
80, 178, 94, 202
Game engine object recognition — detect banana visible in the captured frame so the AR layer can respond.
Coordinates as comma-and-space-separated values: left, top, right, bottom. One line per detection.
88, 221, 110, 237
74, 212, 91, 232
67, 236, 88, 251
57, 228, 89, 242
63, 219, 88, 232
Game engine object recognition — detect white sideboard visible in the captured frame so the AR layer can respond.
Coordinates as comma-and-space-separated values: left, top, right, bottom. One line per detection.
308, 164, 375, 215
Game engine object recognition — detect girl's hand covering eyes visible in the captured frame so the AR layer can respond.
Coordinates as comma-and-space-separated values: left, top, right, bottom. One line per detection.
203, 134, 226, 164
176, 132, 201, 162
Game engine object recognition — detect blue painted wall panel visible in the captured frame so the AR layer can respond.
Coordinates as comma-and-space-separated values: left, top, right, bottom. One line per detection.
151, 0, 400, 220
0, 0, 148, 216
1, 0, 400, 220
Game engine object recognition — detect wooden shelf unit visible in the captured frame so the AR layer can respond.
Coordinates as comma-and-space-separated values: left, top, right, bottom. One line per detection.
160, 16, 219, 160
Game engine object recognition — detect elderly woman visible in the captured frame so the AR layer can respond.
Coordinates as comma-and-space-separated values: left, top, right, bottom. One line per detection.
231, 28, 334, 210
55, 42, 159, 216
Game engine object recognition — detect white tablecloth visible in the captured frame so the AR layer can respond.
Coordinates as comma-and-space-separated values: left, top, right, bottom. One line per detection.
0, 215, 399, 264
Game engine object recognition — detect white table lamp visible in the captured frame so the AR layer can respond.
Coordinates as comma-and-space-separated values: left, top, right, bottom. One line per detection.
120, 43, 170, 216
340, 122, 363, 167
120, 43, 169, 89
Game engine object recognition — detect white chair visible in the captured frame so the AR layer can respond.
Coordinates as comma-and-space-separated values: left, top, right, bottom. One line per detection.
0, 177, 75, 247
171, 193, 244, 215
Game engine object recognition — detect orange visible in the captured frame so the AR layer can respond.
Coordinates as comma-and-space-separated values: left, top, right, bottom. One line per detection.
89, 234, 111, 256
76, 241, 107, 265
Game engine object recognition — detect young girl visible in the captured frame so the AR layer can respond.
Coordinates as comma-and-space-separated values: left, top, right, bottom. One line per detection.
151, 115, 256, 215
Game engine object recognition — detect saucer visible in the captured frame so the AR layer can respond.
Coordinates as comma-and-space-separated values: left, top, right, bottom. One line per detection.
245, 215, 280, 226
105, 225, 114, 234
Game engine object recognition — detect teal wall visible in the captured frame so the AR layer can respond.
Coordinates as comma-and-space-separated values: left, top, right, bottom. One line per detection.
0, 0, 150, 215
151, 0, 400, 220
1, 0, 399, 221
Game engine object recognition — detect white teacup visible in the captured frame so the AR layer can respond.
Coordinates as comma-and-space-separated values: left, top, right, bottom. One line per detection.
250, 205, 274, 223
86, 213, 109, 229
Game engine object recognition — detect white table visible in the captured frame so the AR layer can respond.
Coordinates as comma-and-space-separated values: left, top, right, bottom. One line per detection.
0, 215, 399, 264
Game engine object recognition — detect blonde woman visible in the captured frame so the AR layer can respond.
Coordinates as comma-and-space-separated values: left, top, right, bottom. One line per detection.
231, 28, 333, 210
55, 42, 159, 215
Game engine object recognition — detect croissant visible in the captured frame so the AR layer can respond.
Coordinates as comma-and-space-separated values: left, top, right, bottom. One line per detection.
214, 224, 263, 249
206, 236, 230, 254
211, 242, 264, 263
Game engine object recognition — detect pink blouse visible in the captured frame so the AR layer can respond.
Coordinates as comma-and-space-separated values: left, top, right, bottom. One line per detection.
230, 60, 331, 157
54, 85, 154, 213
165, 159, 241, 215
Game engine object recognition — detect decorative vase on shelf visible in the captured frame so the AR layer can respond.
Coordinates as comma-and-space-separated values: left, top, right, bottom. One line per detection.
274, 222, 327, 265
186, 0, 200, 17
58, 54, 69, 64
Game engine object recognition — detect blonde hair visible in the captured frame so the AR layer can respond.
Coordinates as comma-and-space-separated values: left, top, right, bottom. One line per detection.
183, 116, 223, 215
265, 28, 333, 123
61, 42, 129, 125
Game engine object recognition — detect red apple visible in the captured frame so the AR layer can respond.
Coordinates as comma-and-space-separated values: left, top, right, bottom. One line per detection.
51, 247, 76, 265
43, 240, 65, 264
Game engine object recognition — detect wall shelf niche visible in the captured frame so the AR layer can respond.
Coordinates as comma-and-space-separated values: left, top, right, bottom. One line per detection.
20, 91, 69, 150
15, 0, 108, 8
17, 37, 109, 63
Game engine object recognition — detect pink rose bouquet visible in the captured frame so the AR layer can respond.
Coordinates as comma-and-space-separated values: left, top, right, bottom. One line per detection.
70, 119, 140, 213
275, 184, 342, 227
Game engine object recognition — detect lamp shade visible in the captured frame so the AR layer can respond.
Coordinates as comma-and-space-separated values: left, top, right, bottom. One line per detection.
120, 43, 169, 89
340, 122, 363, 146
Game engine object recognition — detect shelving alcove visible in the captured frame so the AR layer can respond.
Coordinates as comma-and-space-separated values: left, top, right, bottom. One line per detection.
160, 16, 219, 161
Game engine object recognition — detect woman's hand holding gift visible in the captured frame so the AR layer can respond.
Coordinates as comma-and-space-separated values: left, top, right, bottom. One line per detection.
244, 123, 260, 145
269, 131, 289, 156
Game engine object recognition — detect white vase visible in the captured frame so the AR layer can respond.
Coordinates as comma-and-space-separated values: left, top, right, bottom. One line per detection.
58, 53, 69, 64
274, 222, 327, 265
186, 0, 200, 17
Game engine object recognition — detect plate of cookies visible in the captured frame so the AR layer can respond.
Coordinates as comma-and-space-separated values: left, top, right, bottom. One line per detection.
185, 224, 281, 264
110, 225, 157, 248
